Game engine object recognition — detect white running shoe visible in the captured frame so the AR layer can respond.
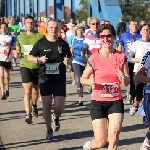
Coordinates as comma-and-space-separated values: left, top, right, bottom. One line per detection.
72, 80, 76, 85
140, 139, 150, 150
83, 141, 90, 150
39, 96, 42, 103
129, 105, 138, 116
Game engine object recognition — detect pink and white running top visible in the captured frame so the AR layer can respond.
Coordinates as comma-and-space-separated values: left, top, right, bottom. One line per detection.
88, 50, 127, 102
83, 34, 101, 55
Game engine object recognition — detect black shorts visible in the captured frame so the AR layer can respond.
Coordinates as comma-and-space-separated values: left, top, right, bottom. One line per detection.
90, 99, 124, 120
39, 77, 66, 97
0, 61, 11, 70
20, 67, 38, 85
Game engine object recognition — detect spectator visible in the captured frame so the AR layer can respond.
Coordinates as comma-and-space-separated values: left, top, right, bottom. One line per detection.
116, 17, 126, 39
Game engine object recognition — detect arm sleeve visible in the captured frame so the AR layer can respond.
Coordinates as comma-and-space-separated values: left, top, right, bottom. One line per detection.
140, 52, 150, 69
127, 50, 135, 62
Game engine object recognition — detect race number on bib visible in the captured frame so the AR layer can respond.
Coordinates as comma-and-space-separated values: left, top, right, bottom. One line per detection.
45, 63, 60, 74
23, 45, 33, 55
101, 82, 119, 98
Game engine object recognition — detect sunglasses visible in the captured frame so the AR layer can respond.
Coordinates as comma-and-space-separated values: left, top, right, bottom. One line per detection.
91, 23, 99, 26
100, 34, 112, 39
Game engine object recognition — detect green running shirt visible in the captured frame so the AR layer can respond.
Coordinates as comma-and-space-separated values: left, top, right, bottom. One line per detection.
16, 32, 43, 69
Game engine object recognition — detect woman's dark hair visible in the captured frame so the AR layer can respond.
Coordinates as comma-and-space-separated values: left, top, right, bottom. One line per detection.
139, 24, 150, 31
99, 24, 116, 37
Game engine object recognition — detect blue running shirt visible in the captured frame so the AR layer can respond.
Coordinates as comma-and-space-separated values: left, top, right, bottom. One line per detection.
119, 31, 141, 57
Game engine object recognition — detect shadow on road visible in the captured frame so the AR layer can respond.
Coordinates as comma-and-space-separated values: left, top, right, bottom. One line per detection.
121, 123, 147, 132
118, 136, 144, 146
1, 130, 93, 149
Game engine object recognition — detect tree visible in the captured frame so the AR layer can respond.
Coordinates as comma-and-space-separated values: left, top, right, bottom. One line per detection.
75, 0, 88, 22
119, 0, 150, 22
79, 0, 88, 12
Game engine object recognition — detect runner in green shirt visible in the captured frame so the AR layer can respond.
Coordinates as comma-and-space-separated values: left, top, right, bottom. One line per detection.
16, 32, 43, 69
14, 16, 43, 124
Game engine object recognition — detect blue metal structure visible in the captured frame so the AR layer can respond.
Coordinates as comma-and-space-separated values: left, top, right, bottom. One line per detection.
54, 0, 64, 19
88, 0, 122, 29
0, 0, 74, 20
0, 0, 122, 29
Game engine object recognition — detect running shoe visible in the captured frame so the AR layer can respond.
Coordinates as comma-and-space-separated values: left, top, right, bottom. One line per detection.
39, 96, 42, 103
52, 113, 60, 132
5, 90, 9, 97
140, 139, 150, 150
129, 104, 138, 116
79, 97, 83, 106
83, 141, 90, 150
1, 93, 7, 100
72, 80, 76, 85
143, 116, 148, 126
32, 105, 38, 118
46, 128, 54, 140
126, 97, 133, 104
25, 113, 33, 124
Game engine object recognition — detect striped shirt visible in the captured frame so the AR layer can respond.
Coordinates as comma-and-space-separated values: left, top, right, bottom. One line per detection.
83, 32, 101, 55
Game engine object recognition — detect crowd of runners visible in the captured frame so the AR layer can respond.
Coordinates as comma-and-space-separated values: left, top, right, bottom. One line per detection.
0, 15, 150, 150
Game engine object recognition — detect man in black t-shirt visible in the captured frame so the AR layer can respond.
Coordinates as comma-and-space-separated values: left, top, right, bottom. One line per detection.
27, 19, 72, 140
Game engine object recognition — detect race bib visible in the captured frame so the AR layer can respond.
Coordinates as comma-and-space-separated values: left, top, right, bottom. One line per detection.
127, 43, 132, 52
45, 63, 60, 74
101, 82, 119, 98
0, 46, 9, 61
23, 45, 33, 55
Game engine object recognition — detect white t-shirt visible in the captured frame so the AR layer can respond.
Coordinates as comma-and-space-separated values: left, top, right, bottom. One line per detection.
0, 35, 12, 62
66, 30, 73, 39
130, 39, 150, 72
19, 22, 25, 30
140, 51, 150, 85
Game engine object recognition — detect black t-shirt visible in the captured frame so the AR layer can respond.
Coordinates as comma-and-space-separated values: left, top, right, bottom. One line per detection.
29, 37, 71, 82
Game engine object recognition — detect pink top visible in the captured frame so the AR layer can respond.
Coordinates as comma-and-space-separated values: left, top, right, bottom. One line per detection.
88, 50, 127, 102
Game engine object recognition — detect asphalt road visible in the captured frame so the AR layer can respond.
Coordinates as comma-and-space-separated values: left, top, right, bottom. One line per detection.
0, 66, 147, 150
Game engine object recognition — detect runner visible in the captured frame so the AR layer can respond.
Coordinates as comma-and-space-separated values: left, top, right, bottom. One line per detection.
27, 18, 72, 139
82, 17, 101, 93
118, 19, 141, 104
128, 24, 150, 118
0, 22, 16, 100
81, 24, 130, 150
135, 52, 150, 150
66, 22, 77, 85
71, 25, 85, 106
14, 16, 43, 124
